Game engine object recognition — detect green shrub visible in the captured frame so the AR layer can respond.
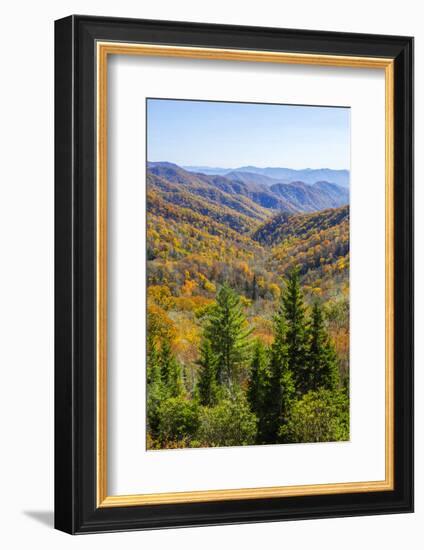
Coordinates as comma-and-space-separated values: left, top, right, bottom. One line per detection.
157, 397, 200, 445
280, 389, 349, 443
197, 392, 257, 447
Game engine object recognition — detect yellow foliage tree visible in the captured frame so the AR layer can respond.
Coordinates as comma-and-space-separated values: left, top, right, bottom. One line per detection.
181, 278, 197, 297
147, 304, 176, 344
147, 285, 175, 310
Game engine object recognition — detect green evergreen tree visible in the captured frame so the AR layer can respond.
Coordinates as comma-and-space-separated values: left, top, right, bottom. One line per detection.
244, 278, 250, 298
252, 274, 258, 301
159, 338, 184, 397
197, 338, 219, 406
247, 339, 268, 415
204, 284, 252, 388
283, 267, 308, 395
307, 302, 339, 391
147, 335, 161, 386
168, 357, 185, 398
259, 298, 294, 443
146, 335, 164, 439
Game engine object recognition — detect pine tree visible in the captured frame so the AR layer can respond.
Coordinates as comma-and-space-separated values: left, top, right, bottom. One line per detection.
197, 338, 219, 406
244, 279, 250, 298
307, 302, 339, 391
146, 335, 164, 438
147, 335, 161, 386
168, 358, 185, 398
252, 274, 258, 301
159, 338, 184, 397
259, 298, 294, 443
204, 284, 252, 388
283, 267, 308, 395
247, 340, 268, 415
159, 338, 172, 386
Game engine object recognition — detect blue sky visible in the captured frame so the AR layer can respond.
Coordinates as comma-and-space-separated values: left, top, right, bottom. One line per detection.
147, 98, 350, 170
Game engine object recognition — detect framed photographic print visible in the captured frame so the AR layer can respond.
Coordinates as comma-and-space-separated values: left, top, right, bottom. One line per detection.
54, 15, 414, 534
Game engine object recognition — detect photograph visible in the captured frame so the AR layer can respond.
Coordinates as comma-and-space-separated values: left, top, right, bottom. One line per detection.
52, 12, 413, 536
146, 98, 351, 450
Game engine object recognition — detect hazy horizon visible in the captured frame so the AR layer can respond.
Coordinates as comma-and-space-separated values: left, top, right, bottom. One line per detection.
147, 98, 351, 171
180, 163, 349, 171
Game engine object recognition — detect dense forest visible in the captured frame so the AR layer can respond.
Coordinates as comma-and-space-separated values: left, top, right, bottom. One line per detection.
146, 162, 350, 449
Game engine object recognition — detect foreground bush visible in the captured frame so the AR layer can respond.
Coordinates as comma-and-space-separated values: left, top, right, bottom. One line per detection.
157, 397, 200, 445
280, 389, 349, 443
197, 392, 257, 447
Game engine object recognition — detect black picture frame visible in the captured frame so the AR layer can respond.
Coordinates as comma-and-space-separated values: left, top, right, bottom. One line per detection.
55, 14, 414, 534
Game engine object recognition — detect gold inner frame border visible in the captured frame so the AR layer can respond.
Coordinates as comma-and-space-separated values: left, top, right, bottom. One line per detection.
96, 42, 394, 508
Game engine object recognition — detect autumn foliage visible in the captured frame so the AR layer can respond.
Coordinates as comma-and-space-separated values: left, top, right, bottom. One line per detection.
146, 164, 350, 449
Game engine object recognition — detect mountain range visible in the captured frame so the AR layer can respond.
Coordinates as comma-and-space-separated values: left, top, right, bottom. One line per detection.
183, 165, 350, 188
147, 162, 349, 224
147, 161, 349, 308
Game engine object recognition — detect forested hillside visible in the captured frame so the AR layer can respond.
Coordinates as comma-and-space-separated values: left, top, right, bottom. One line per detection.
148, 162, 349, 214
146, 162, 350, 449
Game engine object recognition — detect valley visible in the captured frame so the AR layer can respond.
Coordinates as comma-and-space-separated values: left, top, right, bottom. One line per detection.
146, 162, 350, 448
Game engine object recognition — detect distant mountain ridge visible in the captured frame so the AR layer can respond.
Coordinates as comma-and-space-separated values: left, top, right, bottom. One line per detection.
183, 165, 350, 188
269, 180, 348, 213
148, 162, 349, 223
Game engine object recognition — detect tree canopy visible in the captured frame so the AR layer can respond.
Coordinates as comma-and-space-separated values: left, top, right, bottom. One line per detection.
147, 271, 349, 450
